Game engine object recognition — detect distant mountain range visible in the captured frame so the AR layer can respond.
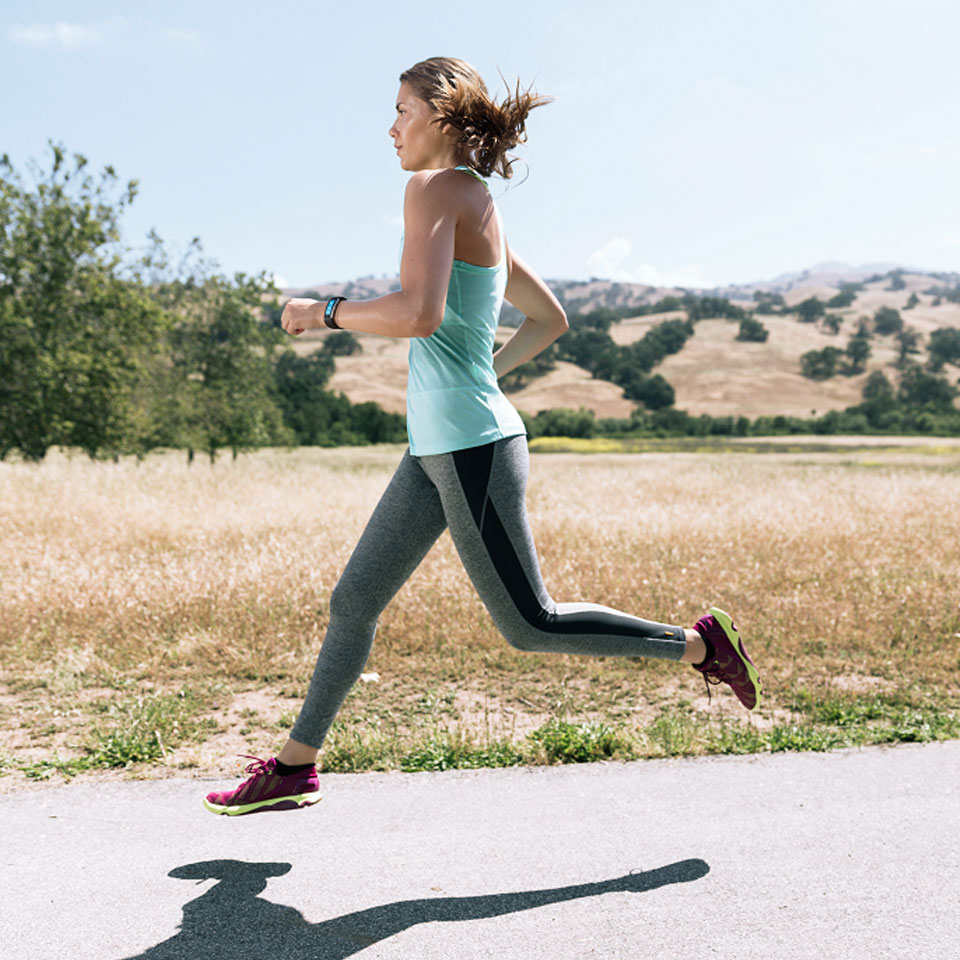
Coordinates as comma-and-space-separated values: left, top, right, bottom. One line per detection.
282, 262, 959, 323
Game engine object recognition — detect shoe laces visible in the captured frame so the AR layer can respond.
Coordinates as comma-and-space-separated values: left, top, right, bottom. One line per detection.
697, 661, 724, 703
237, 754, 273, 779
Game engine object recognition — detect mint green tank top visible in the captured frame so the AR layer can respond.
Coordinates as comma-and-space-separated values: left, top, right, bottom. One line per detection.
400, 165, 527, 456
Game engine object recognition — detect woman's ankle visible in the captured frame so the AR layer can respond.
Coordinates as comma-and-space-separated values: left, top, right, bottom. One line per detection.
277, 738, 319, 765
680, 629, 707, 665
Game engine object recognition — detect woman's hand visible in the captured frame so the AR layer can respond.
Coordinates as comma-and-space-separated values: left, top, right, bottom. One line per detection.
280, 298, 322, 336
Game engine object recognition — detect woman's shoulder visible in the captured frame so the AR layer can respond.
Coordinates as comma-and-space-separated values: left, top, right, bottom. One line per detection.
405, 166, 488, 199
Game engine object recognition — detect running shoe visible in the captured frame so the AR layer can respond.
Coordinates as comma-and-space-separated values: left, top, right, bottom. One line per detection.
203, 755, 321, 816
692, 607, 762, 711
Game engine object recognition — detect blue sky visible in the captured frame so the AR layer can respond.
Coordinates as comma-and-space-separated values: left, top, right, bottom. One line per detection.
3, 0, 958, 289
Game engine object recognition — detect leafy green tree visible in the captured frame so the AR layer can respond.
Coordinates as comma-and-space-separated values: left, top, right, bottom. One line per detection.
886, 270, 906, 291
529, 406, 597, 438
737, 317, 769, 342
498, 342, 557, 393
134, 233, 290, 462
800, 346, 842, 379
862, 369, 894, 401
575, 307, 620, 331
0, 143, 165, 460
927, 327, 960, 371
628, 373, 674, 409
873, 306, 903, 335
904, 292, 919, 310
897, 362, 957, 411
895, 328, 921, 367
795, 297, 826, 323
323, 330, 363, 356
827, 289, 856, 308
753, 291, 785, 315
845, 336, 870, 374
273, 350, 336, 445
823, 313, 842, 335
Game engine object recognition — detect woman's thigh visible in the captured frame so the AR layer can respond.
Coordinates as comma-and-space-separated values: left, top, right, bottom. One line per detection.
331, 447, 448, 620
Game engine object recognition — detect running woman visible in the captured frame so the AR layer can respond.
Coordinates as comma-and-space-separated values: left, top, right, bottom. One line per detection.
203, 57, 761, 817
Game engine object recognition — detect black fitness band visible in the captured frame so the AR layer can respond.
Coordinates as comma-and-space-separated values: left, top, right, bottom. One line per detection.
324, 296, 346, 330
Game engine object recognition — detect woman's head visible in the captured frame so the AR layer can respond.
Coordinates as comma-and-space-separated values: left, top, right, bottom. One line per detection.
389, 57, 553, 179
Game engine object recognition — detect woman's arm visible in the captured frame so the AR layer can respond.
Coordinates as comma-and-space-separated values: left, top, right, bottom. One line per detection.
493, 244, 568, 378
281, 171, 456, 339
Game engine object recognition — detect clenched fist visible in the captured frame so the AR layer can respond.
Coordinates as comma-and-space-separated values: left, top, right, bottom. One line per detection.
280, 298, 322, 336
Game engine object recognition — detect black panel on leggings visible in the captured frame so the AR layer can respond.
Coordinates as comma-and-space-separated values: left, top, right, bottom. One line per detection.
452, 444, 673, 639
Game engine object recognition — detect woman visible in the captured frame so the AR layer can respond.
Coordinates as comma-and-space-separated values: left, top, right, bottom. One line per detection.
203, 57, 761, 817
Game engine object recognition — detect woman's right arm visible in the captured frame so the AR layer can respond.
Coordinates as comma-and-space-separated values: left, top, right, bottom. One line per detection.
493, 243, 568, 378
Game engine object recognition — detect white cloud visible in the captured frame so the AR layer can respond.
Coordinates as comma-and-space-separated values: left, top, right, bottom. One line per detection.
7, 18, 200, 51
8, 21, 101, 48
587, 236, 714, 289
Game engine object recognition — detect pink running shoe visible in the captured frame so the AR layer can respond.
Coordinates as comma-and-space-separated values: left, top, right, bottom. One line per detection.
692, 607, 762, 711
203, 755, 321, 816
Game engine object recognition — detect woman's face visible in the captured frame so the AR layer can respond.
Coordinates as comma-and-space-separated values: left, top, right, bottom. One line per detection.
388, 81, 458, 171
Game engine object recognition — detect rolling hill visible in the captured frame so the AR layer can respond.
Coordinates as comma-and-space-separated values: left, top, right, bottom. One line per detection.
282, 266, 960, 420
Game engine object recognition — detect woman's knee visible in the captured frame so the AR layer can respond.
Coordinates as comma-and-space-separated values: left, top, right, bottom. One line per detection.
329, 575, 376, 625
498, 620, 546, 653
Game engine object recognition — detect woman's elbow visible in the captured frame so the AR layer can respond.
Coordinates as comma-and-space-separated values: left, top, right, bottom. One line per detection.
413, 311, 443, 338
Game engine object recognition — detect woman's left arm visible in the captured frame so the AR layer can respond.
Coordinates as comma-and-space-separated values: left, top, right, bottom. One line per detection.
281, 171, 456, 340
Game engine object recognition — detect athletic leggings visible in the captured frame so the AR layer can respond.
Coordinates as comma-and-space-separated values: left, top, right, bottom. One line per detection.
290, 435, 687, 749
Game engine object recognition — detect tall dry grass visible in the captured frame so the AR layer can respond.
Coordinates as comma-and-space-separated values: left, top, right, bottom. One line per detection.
1, 443, 959, 777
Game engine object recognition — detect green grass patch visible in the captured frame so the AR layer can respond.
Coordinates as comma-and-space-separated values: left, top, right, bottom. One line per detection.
16, 686, 217, 780
529, 718, 630, 764
11, 690, 959, 782
400, 731, 526, 772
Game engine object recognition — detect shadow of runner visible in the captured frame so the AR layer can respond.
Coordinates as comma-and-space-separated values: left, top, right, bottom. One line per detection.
121, 857, 710, 959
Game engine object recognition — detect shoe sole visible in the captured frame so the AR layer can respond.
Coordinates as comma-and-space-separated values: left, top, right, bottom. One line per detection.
708, 606, 762, 711
202, 793, 321, 816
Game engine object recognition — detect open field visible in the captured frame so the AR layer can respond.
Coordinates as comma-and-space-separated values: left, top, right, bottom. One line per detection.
1, 441, 958, 791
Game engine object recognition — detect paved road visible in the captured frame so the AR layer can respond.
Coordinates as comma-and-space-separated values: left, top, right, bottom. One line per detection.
2, 741, 957, 959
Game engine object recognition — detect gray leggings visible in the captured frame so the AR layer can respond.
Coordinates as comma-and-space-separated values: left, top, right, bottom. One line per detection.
290, 435, 686, 749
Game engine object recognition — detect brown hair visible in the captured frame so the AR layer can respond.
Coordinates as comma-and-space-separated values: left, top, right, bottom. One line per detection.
398, 56, 553, 180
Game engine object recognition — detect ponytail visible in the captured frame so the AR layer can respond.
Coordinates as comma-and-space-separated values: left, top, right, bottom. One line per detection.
399, 57, 554, 180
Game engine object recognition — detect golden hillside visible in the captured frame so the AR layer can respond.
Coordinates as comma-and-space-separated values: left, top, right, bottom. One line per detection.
285, 270, 960, 420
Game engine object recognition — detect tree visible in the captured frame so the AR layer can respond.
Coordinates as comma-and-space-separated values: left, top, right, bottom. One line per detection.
873, 306, 903, 335
904, 292, 919, 310
0, 143, 165, 460
894, 328, 921, 367
862, 370, 894, 400
322, 330, 363, 356
800, 346, 842, 380
529, 407, 597, 438
897, 363, 957, 411
927, 327, 960, 371
823, 313, 843, 335
795, 297, 826, 323
827, 289, 856, 308
753, 291, 786, 315
737, 317, 769, 342
845, 336, 870, 374
273, 350, 336, 445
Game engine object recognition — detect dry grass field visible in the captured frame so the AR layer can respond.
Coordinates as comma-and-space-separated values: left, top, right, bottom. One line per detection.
1, 441, 958, 791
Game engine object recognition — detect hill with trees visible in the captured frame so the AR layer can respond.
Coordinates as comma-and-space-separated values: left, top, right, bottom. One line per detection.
4, 142, 959, 464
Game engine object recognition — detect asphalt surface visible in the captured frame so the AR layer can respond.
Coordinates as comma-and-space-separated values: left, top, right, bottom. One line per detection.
2, 740, 957, 959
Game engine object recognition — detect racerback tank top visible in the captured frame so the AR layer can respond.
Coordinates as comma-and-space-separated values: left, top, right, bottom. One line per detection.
399, 164, 526, 456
